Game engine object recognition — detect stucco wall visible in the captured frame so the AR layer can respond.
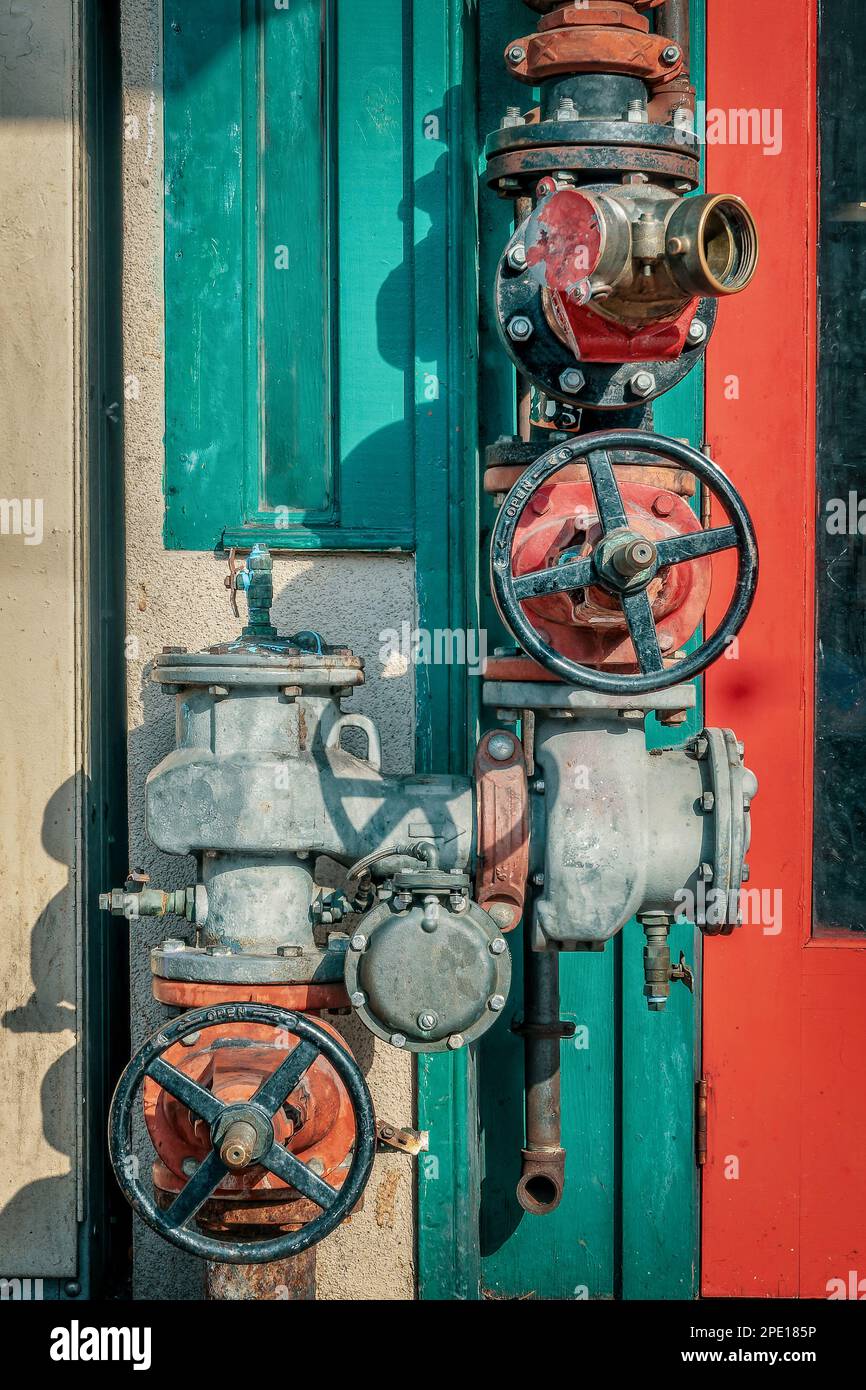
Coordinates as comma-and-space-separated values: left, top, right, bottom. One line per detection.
121, 0, 416, 1300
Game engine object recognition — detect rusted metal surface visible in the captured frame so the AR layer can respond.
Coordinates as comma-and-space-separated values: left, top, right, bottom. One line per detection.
151, 976, 350, 1012
695, 1076, 708, 1167
516, 945, 566, 1215
488, 143, 700, 190
506, 26, 684, 87
206, 1246, 317, 1301
376, 1119, 429, 1157
484, 462, 697, 496
144, 1019, 358, 1207
474, 730, 530, 933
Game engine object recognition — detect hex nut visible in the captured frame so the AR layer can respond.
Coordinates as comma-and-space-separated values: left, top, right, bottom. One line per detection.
508, 45, 526, 64
489, 937, 508, 955
688, 319, 708, 345
701, 791, 716, 812
350, 990, 366, 1008
447, 1034, 465, 1050
488, 994, 506, 1012
629, 370, 657, 399
507, 242, 528, 271
390, 1033, 408, 1049
662, 45, 680, 65
559, 367, 586, 395
507, 315, 534, 343
350, 933, 368, 952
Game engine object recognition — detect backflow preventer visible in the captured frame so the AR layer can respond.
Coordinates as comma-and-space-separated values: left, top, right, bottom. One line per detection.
104, 0, 760, 1279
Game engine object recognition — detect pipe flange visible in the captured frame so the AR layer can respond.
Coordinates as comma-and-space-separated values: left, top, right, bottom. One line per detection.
700, 728, 757, 936
486, 118, 699, 162
151, 938, 349, 986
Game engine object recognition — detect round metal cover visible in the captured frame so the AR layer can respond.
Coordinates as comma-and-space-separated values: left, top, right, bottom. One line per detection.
344, 898, 511, 1053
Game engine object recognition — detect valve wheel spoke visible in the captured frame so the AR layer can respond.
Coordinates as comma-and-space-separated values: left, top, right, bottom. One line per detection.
586, 449, 629, 532
512, 555, 595, 602
147, 1056, 225, 1126
260, 1141, 339, 1210
251, 1039, 320, 1115
164, 1148, 228, 1230
655, 525, 737, 567
621, 590, 664, 674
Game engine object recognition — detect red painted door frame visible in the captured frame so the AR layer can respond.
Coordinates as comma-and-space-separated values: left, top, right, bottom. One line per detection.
703, 0, 866, 1297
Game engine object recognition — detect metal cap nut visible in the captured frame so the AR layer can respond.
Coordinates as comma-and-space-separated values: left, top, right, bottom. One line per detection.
559, 368, 586, 395
507, 315, 534, 343
629, 370, 657, 399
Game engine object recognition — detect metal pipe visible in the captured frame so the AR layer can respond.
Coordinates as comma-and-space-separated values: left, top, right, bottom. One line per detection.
516, 938, 566, 1215
658, 0, 691, 74
206, 1247, 317, 1301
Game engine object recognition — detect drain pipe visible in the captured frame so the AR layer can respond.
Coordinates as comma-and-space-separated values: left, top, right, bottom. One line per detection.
516, 933, 569, 1215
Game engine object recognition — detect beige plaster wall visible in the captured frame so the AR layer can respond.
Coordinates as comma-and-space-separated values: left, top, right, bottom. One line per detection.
121, 0, 417, 1300
0, 0, 81, 1278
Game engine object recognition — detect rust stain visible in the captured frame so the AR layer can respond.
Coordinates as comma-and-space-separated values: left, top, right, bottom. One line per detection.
374, 1168, 401, 1229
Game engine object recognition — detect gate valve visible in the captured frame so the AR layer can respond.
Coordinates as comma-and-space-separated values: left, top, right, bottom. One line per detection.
109, 1004, 376, 1263
490, 431, 758, 694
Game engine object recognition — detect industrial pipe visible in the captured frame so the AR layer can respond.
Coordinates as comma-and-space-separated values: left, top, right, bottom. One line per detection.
516, 936, 566, 1215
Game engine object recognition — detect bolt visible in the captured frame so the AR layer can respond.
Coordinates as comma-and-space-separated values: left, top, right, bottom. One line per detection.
507, 242, 527, 271
418, 1012, 438, 1031
661, 45, 680, 65
741, 863, 751, 883
64, 1281, 81, 1298
737, 740, 746, 757
390, 1033, 408, 1048
688, 735, 709, 760
350, 990, 366, 1008
627, 98, 648, 124
701, 791, 716, 812
555, 97, 579, 122
488, 731, 515, 761
688, 319, 708, 345
350, 933, 368, 951
447, 1033, 465, 1050
667, 236, 686, 256
276, 944, 304, 958
488, 994, 506, 1012
652, 493, 675, 517
507, 315, 534, 343
490, 937, 508, 955
699, 863, 714, 882
500, 105, 525, 130
162, 938, 186, 954
559, 367, 586, 395
531, 778, 545, 794
507, 45, 526, 65
219, 1121, 259, 1171
180, 1030, 201, 1047
181, 1158, 199, 1178
629, 370, 657, 399
531, 871, 545, 888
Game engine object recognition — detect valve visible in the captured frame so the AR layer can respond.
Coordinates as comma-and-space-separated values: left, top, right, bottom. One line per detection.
344, 865, 512, 1052
109, 1003, 376, 1263
490, 431, 758, 693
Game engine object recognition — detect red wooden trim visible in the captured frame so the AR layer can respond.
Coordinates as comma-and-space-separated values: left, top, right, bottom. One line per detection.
703, 0, 866, 1298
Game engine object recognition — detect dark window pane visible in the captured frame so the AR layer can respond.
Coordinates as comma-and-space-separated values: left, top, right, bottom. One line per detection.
814, 0, 866, 933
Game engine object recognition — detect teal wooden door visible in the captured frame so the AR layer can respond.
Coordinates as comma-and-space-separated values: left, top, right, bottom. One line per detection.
162, 0, 705, 1301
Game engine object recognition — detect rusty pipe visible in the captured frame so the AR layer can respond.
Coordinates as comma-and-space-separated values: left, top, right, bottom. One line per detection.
206, 1247, 317, 1301
516, 940, 566, 1215
658, 0, 690, 74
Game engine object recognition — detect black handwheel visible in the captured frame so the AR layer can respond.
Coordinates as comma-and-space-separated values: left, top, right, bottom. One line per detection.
108, 1003, 376, 1264
490, 431, 758, 694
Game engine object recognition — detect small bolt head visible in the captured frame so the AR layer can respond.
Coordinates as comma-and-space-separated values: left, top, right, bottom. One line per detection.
688, 319, 708, 345
447, 1033, 465, 1050
488, 994, 506, 1012
701, 791, 716, 812
418, 1012, 438, 1032
180, 1031, 201, 1048
531, 871, 545, 888
350, 990, 366, 1008
741, 863, 751, 883
662, 45, 680, 65
390, 1033, 408, 1049
488, 731, 516, 761
629, 370, 657, 399
559, 367, 586, 395
162, 938, 186, 954
507, 315, 534, 343
699, 862, 714, 882
507, 242, 527, 271
531, 778, 545, 794
181, 1158, 199, 1178
507, 45, 526, 65
350, 933, 368, 952
490, 937, 508, 956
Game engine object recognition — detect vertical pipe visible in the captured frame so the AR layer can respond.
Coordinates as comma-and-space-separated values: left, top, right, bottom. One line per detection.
516, 937, 566, 1215
206, 1247, 317, 1301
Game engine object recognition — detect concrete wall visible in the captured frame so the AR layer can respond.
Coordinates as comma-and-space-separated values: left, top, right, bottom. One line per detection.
0, 0, 81, 1279
120, 1, 417, 1299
